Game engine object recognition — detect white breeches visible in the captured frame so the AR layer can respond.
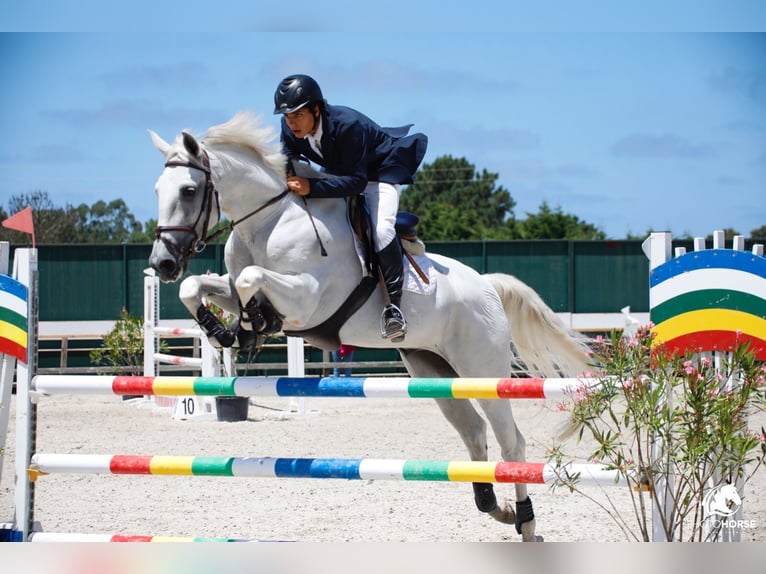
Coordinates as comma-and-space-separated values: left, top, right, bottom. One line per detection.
363, 181, 400, 251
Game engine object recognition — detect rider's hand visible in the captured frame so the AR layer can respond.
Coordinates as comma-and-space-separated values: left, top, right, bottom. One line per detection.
287, 176, 310, 196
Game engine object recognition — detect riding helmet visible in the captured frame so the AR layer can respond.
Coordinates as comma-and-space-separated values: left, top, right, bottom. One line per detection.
273, 74, 324, 115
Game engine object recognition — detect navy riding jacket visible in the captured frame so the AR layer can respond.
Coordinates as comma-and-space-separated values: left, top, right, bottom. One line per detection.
280, 104, 428, 198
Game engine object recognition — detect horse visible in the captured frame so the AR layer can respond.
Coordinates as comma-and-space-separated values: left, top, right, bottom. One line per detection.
147, 111, 591, 542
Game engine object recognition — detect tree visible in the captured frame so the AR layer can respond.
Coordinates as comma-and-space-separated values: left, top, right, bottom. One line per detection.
517, 201, 606, 240
0, 191, 154, 244
73, 199, 143, 243
400, 155, 517, 240
1, 190, 79, 244
705, 228, 742, 242
750, 225, 766, 241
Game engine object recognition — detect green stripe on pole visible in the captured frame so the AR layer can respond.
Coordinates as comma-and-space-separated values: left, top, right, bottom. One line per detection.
402, 460, 450, 481
652, 289, 766, 325
407, 378, 455, 398
191, 457, 235, 476
192, 378, 237, 396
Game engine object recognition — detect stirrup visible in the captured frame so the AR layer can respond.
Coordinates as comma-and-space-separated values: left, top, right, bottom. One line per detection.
380, 304, 407, 342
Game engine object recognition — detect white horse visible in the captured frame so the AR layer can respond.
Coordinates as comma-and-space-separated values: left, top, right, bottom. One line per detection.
148, 111, 590, 542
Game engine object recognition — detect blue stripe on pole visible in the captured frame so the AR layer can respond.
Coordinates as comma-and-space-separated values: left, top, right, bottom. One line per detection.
0, 274, 28, 301
273, 458, 363, 479
274, 377, 367, 397
651, 249, 766, 287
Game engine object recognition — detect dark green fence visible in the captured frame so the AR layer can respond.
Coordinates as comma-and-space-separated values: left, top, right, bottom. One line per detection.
9, 238, 733, 322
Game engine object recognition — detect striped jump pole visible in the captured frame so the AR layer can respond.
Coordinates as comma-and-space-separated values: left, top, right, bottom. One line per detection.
152, 326, 203, 337
28, 453, 628, 487
28, 532, 250, 542
33, 375, 603, 400
152, 353, 203, 368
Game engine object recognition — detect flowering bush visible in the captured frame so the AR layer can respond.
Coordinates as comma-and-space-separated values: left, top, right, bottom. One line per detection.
548, 326, 766, 541
89, 308, 166, 375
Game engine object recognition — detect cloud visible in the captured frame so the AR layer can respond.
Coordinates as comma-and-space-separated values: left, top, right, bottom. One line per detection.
265, 57, 518, 95
708, 66, 766, 101
720, 119, 766, 134
610, 133, 715, 159
717, 175, 743, 186
426, 121, 539, 155
30, 143, 88, 163
97, 61, 213, 90
555, 164, 599, 178
42, 99, 223, 130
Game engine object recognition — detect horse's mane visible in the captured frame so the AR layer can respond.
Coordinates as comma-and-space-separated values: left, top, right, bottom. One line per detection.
202, 111, 287, 175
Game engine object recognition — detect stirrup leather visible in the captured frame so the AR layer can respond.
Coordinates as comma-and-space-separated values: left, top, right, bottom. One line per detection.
380, 303, 407, 341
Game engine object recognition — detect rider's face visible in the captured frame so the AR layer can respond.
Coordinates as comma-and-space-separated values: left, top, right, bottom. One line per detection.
284, 106, 317, 138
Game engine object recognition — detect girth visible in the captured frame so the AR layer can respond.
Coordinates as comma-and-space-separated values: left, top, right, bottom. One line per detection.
283, 275, 378, 350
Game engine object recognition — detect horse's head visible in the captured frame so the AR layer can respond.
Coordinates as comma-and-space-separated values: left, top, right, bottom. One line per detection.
148, 129, 220, 282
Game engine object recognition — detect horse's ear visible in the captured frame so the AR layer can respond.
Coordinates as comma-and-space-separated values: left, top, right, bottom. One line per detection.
148, 130, 171, 157
182, 131, 201, 158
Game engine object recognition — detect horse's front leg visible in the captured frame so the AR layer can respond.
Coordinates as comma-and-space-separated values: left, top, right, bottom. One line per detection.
179, 273, 239, 347
234, 266, 321, 333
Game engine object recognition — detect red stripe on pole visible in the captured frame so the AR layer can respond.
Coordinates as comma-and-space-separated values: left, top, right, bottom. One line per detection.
0, 338, 27, 363
496, 378, 546, 399
494, 462, 546, 484
113, 376, 155, 395
109, 455, 153, 474
660, 331, 766, 361
112, 535, 154, 542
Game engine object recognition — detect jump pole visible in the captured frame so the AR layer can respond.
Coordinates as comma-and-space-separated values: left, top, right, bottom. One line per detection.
32, 374, 601, 400
28, 532, 249, 542
0, 248, 37, 541
27, 453, 628, 488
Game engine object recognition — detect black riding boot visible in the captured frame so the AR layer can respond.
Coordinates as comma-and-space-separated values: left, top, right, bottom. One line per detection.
377, 239, 407, 342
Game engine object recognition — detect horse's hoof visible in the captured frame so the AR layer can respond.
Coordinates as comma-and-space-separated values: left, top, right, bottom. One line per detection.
488, 504, 515, 525
236, 327, 259, 353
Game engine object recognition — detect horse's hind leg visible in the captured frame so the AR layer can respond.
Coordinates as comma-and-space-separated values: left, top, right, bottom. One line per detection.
400, 350, 539, 541
477, 398, 541, 542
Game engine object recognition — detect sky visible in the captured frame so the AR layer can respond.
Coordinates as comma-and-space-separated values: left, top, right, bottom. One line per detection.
1, 2, 765, 240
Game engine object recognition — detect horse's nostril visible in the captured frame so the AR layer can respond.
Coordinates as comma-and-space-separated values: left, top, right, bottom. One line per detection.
157, 259, 178, 279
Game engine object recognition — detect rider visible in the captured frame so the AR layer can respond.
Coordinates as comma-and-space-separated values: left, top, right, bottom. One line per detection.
273, 74, 427, 341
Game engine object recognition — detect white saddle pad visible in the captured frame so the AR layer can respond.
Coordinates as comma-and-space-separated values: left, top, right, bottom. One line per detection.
353, 241, 436, 296
403, 253, 436, 295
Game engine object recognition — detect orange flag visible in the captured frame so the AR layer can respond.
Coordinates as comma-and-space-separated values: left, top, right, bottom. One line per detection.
1, 206, 36, 248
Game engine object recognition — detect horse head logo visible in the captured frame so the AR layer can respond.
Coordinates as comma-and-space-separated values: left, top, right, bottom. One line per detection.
703, 484, 742, 517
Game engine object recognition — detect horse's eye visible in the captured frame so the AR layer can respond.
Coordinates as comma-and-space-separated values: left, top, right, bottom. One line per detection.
181, 185, 197, 197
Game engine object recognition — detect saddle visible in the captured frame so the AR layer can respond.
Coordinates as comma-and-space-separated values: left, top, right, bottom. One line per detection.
280, 197, 426, 350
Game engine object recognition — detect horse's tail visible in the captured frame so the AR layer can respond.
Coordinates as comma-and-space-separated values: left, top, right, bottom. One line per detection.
484, 272, 592, 379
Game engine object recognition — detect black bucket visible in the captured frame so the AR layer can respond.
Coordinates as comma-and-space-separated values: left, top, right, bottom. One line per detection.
215, 396, 249, 422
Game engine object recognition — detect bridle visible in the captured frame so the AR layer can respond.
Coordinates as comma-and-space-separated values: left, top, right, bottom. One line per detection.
155, 148, 289, 264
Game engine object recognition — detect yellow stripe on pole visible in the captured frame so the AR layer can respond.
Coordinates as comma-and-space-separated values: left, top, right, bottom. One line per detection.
653, 308, 766, 344
150, 536, 195, 542
152, 377, 197, 396
451, 378, 500, 399
0, 321, 27, 347
149, 456, 195, 475
447, 461, 497, 482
